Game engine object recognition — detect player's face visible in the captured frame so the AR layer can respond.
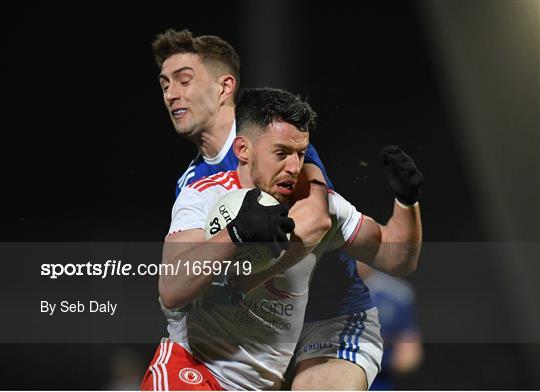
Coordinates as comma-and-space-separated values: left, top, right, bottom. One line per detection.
249, 122, 309, 204
159, 53, 222, 138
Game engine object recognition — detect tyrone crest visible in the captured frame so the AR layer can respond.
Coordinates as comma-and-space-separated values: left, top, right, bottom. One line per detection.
179, 367, 203, 385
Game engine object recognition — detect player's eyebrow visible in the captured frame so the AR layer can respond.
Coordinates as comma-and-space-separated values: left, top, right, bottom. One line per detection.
273, 143, 308, 152
159, 66, 194, 82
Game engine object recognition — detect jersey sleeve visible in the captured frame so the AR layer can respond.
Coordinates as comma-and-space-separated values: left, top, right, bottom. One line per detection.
325, 191, 363, 249
304, 144, 334, 190
168, 187, 209, 235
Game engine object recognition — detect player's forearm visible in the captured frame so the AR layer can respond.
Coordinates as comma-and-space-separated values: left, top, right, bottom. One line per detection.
374, 200, 422, 276
159, 230, 237, 309
298, 163, 327, 191
290, 177, 331, 247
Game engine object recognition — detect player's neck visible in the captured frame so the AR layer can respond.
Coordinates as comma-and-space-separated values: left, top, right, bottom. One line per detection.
198, 106, 235, 159
236, 165, 254, 189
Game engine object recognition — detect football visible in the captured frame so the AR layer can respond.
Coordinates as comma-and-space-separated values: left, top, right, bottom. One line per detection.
204, 188, 289, 274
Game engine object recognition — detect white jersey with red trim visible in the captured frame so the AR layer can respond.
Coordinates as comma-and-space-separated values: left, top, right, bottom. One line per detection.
164, 170, 363, 390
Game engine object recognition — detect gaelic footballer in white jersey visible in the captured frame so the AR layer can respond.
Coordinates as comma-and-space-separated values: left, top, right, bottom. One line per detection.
163, 170, 369, 390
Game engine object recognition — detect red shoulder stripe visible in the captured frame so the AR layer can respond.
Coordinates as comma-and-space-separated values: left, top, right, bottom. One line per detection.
198, 171, 241, 192
188, 171, 230, 191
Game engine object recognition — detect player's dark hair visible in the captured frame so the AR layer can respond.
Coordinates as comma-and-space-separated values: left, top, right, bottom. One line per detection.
152, 28, 240, 99
236, 88, 317, 136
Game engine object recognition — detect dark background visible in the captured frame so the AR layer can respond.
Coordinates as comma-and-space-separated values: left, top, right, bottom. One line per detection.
2, 1, 539, 390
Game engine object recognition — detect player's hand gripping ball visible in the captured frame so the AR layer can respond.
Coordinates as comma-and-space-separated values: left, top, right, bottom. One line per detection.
205, 188, 294, 274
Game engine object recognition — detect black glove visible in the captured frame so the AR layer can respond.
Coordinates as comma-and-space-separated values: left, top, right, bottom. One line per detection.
227, 188, 295, 258
380, 145, 423, 205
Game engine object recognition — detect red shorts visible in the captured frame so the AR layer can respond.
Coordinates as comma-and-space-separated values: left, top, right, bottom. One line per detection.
141, 339, 223, 391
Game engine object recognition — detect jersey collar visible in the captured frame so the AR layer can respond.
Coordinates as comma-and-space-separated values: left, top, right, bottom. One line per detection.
203, 121, 236, 165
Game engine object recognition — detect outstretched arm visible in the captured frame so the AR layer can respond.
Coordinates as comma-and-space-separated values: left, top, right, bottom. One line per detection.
345, 201, 421, 276
345, 145, 423, 277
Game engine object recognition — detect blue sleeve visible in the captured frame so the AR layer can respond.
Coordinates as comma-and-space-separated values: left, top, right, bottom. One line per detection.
305, 144, 334, 190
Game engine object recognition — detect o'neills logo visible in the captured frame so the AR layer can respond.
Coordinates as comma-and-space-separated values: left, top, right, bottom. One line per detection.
303, 341, 333, 352
179, 368, 203, 385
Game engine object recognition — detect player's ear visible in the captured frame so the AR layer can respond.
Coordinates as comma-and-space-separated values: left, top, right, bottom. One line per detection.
233, 135, 250, 163
218, 74, 236, 105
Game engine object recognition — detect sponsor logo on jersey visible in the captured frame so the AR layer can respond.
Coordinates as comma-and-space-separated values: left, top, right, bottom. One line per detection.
233, 310, 292, 331
218, 204, 233, 223
178, 367, 203, 385
233, 298, 295, 331
245, 298, 294, 316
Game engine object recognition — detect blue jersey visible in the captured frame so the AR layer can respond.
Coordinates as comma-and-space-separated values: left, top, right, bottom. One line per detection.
174, 125, 374, 320
365, 271, 419, 390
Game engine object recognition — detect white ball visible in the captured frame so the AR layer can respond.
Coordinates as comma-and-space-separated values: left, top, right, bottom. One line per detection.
205, 188, 290, 274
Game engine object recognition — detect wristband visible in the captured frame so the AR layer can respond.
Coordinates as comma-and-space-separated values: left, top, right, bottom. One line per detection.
396, 198, 419, 209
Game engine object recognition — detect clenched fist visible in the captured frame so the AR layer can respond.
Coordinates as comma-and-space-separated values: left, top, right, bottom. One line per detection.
380, 145, 423, 205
